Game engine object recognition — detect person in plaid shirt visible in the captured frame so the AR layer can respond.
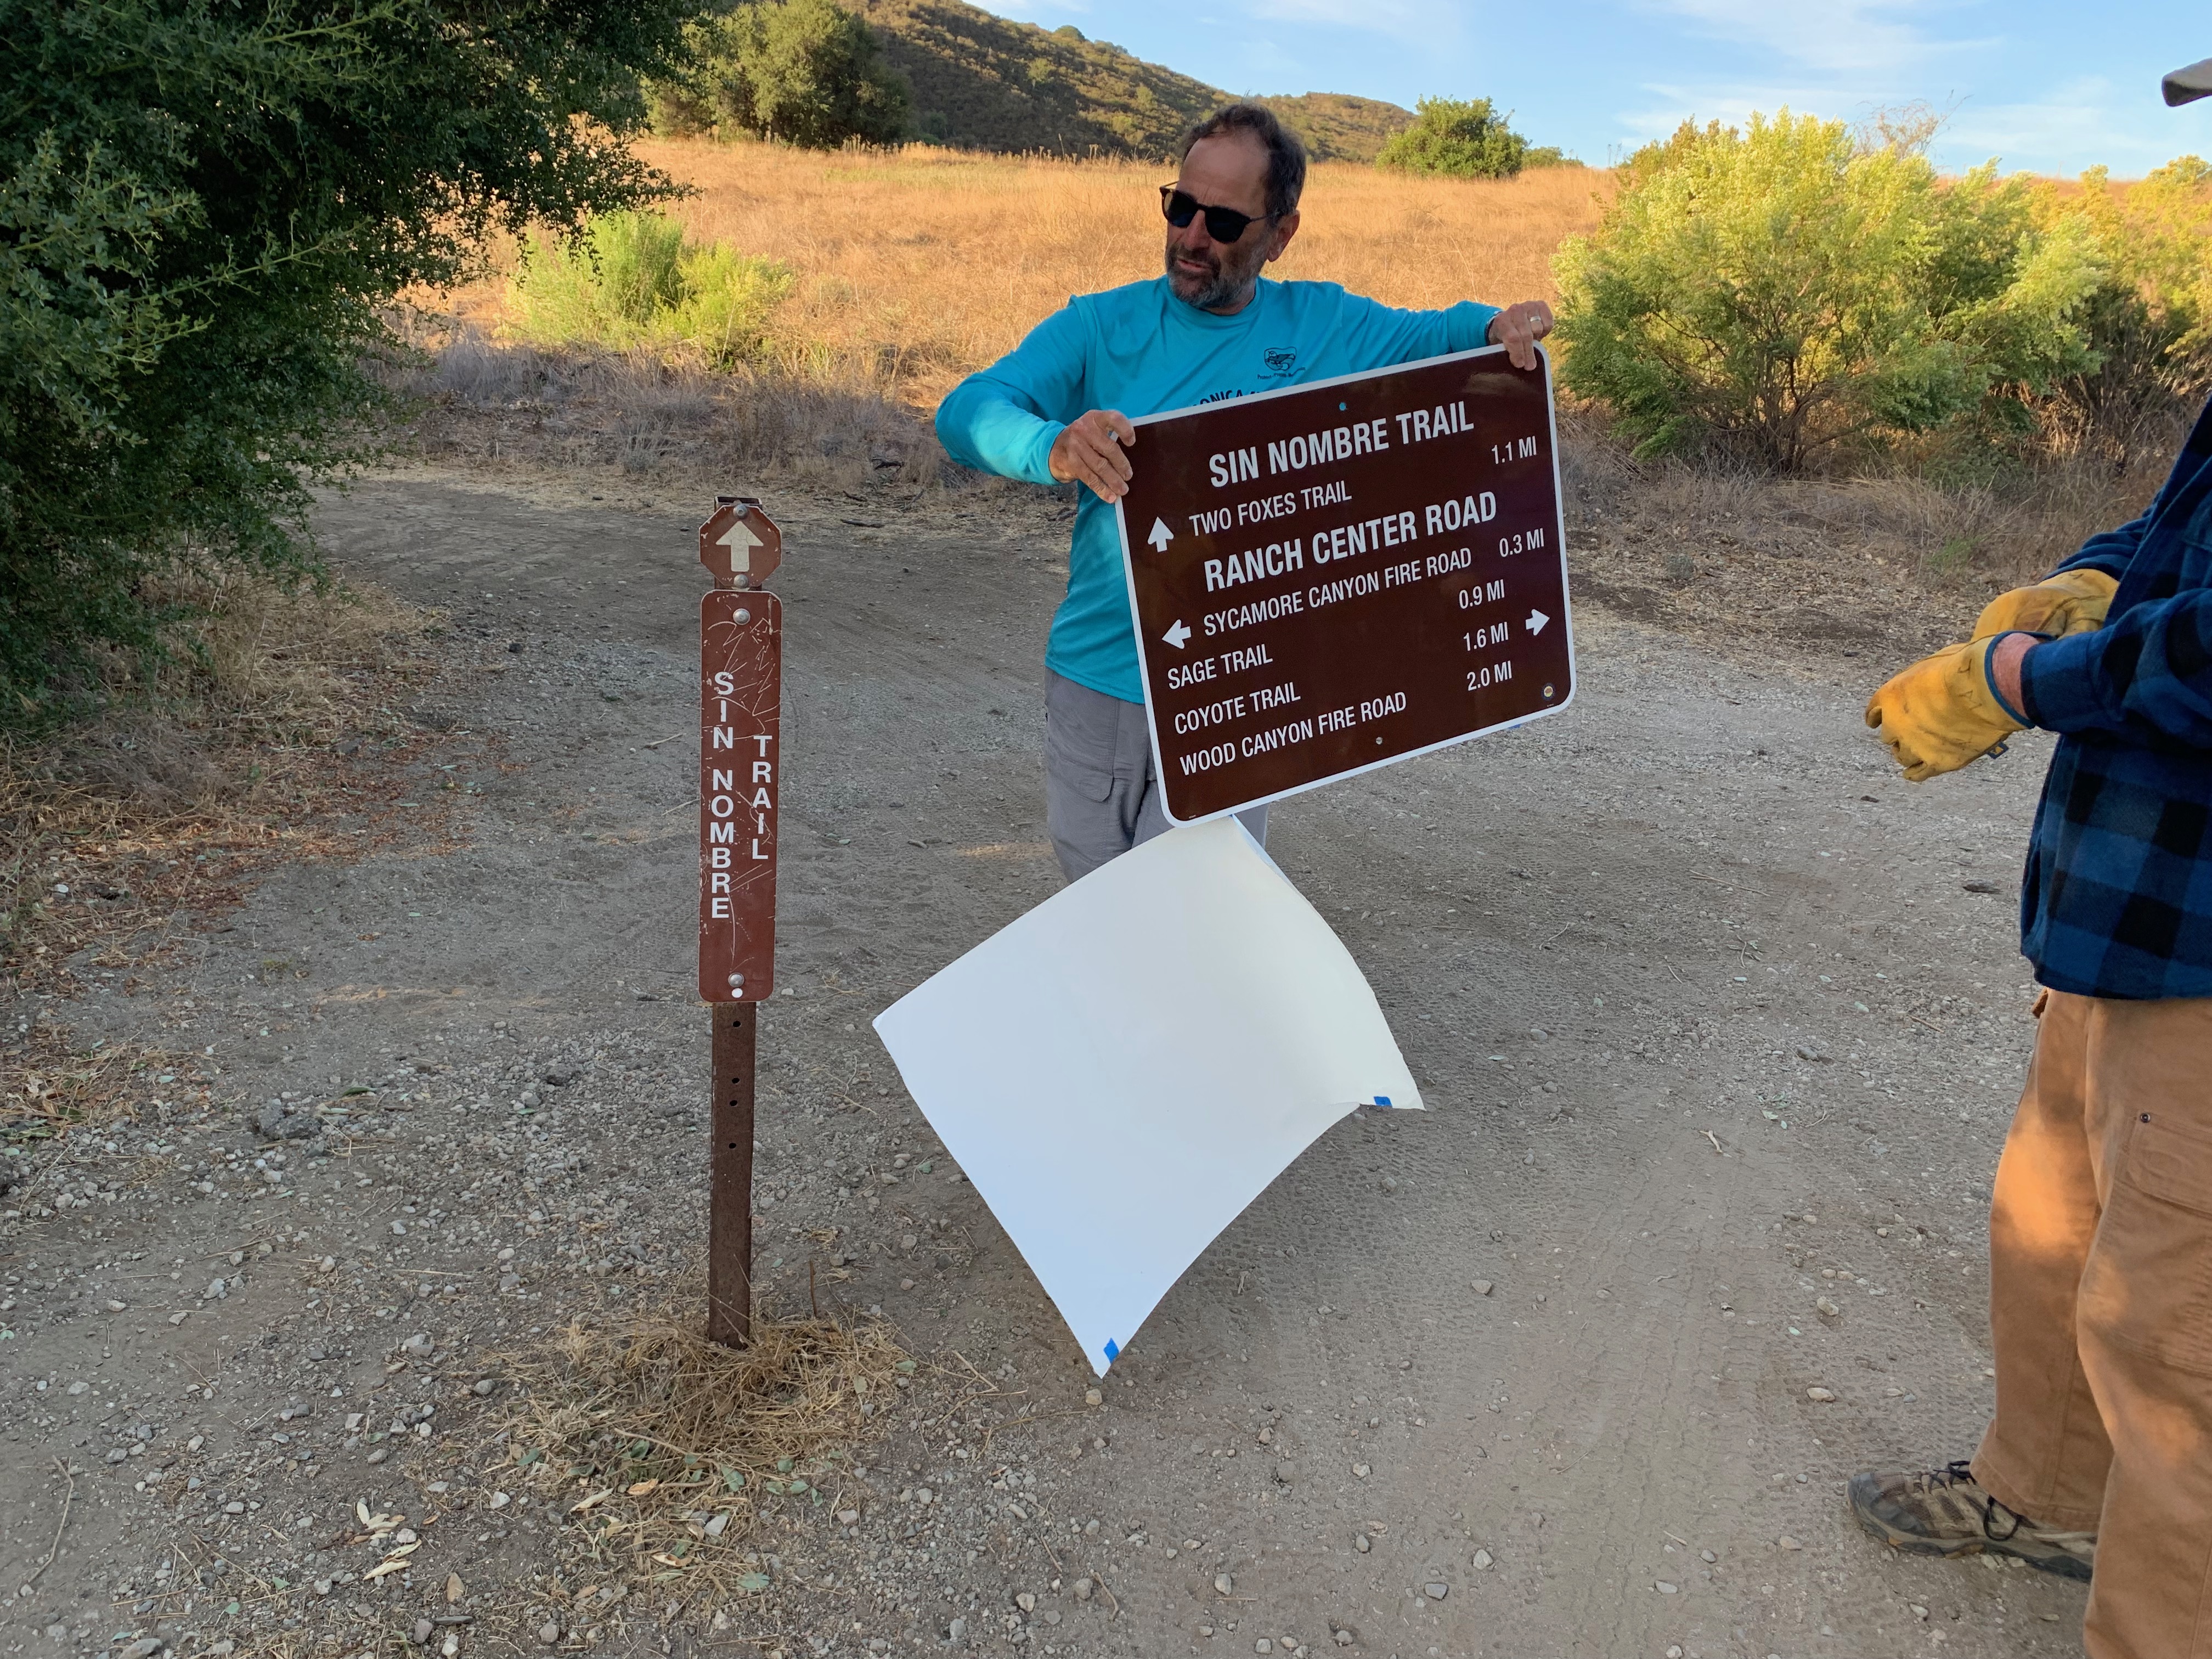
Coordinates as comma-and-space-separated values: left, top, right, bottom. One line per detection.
1849, 53, 2212, 1657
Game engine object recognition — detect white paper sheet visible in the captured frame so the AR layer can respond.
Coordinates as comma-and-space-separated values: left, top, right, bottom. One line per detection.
872, 818, 1420, 1375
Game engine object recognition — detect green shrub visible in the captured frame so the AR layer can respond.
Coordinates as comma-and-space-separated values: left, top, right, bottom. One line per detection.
657, 0, 911, 149
1616, 119, 1727, 189
1, 0, 693, 725
509, 215, 793, 366
669, 244, 798, 365
1375, 98, 1533, 180
511, 213, 688, 346
2036, 159, 2212, 469
1553, 110, 2103, 470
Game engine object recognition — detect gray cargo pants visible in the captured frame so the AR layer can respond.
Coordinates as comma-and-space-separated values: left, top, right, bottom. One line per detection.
1045, 670, 1267, 882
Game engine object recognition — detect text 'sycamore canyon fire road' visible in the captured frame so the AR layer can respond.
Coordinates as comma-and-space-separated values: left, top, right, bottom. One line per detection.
1115, 346, 1576, 822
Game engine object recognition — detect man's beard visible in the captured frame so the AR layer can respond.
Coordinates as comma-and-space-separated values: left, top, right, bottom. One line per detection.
1165, 235, 1263, 312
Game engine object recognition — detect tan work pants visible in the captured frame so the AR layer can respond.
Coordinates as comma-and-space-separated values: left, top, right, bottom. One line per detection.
1973, 989, 2212, 1659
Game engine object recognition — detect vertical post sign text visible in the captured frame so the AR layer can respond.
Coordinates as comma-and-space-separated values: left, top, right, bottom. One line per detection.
698, 591, 781, 1002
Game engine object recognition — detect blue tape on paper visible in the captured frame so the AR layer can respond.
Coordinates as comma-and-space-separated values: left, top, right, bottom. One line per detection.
1103, 1339, 1120, 1362
1374, 1096, 1392, 1108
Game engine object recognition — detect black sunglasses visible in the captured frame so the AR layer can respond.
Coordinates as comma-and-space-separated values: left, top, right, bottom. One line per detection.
1160, 185, 1277, 244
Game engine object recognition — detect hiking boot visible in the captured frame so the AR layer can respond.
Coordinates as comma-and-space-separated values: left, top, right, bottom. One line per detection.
1848, 1460, 2095, 1580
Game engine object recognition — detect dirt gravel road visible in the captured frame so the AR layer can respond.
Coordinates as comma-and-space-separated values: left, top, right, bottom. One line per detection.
3, 469, 2091, 1659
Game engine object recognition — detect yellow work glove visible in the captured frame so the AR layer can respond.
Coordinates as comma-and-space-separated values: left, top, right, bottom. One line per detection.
1973, 568, 2118, 640
1865, 637, 2029, 782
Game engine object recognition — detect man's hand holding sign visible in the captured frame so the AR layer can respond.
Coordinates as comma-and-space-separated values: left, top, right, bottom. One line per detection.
1050, 408, 1137, 504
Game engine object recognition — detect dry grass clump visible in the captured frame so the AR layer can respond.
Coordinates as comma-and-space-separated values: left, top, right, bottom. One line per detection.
0, 1026, 208, 1139
386, 315, 984, 499
2, 572, 450, 995
494, 1299, 907, 1610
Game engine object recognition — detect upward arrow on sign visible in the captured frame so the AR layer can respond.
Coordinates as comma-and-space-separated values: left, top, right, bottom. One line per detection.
698, 497, 782, 589
1147, 518, 1175, 552
718, 516, 765, 573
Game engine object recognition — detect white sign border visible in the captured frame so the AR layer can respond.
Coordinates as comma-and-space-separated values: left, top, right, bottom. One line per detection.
1111, 341, 1576, 826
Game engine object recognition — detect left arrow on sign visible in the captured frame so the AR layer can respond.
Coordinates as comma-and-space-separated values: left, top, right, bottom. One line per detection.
1147, 518, 1175, 552
1525, 610, 1550, 636
1163, 619, 1193, 650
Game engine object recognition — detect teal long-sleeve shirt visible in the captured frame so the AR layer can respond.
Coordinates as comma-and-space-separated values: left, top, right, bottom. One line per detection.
935, 275, 1502, 703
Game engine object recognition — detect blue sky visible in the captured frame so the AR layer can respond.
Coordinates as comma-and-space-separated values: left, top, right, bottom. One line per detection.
972, 0, 2210, 177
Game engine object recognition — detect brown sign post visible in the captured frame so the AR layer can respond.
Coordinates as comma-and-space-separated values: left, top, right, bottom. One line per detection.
1114, 346, 1574, 822
698, 495, 783, 1348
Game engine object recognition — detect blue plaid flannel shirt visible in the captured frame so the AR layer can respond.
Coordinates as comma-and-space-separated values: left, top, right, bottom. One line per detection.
2017, 396, 2212, 1000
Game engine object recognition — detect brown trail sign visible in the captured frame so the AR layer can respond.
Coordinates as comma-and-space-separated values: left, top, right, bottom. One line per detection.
697, 494, 782, 1348
1114, 345, 1573, 823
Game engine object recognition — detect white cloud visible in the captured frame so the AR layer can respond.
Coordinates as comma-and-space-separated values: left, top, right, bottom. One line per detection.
1643, 0, 1987, 76
1614, 71, 2183, 177
1615, 80, 1843, 142
1609, 0, 2009, 159
1943, 79, 2187, 176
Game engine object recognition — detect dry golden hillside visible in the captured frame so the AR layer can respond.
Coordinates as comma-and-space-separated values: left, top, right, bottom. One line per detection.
624, 139, 1612, 404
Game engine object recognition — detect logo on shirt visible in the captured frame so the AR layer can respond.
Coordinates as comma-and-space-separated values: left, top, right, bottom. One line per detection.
1262, 347, 1298, 374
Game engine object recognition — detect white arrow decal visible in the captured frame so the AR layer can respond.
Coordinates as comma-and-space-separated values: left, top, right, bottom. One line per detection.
1525, 609, 1550, 635
1147, 517, 1175, 552
717, 515, 764, 574
1162, 619, 1192, 650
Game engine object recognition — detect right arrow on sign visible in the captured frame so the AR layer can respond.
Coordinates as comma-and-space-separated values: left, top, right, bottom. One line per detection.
1163, 619, 1193, 650
1525, 610, 1550, 635
1147, 518, 1175, 552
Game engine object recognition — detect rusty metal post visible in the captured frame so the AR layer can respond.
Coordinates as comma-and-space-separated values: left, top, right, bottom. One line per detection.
697, 494, 785, 1350
707, 1001, 756, 1346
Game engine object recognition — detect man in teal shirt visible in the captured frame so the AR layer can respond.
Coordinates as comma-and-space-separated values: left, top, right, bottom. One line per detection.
936, 101, 1555, 878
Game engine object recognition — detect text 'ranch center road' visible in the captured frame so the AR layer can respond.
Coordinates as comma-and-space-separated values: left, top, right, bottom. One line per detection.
1115, 346, 1577, 822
